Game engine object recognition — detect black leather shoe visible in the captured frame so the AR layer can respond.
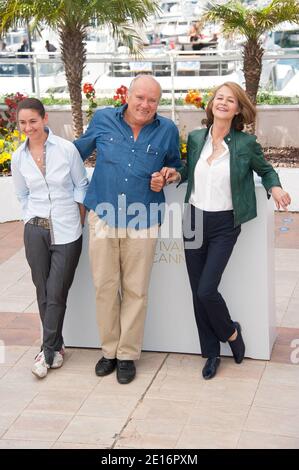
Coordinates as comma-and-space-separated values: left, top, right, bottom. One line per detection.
95, 357, 116, 376
202, 357, 221, 380
117, 360, 136, 384
229, 321, 245, 364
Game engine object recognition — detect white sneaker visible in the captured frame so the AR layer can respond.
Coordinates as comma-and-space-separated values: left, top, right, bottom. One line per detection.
32, 351, 49, 379
51, 346, 65, 369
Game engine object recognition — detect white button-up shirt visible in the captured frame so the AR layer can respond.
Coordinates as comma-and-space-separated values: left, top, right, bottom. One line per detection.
12, 128, 89, 244
189, 128, 233, 211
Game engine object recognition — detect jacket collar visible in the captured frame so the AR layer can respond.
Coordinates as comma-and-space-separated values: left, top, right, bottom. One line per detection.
208, 125, 235, 145
191, 127, 209, 161
192, 126, 235, 150
224, 127, 234, 145
190, 126, 236, 167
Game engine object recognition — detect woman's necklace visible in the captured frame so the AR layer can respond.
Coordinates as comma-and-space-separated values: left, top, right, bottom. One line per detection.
29, 145, 46, 170
207, 135, 226, 166
212, 140, 223, 152
35, 154, 43, 163
32, 151, 44, 163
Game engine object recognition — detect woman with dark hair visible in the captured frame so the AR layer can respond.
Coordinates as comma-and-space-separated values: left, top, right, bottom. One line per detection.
162, 82, 291, 379
11, 98, 88, 379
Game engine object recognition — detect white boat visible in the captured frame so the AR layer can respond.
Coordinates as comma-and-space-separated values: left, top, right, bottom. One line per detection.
265, 22, 299, 50
262, 23, 299, 95
0, 26, 115, 96
272, 69, 299, 97
74, 46, 243, 99
1, 17, 297, 99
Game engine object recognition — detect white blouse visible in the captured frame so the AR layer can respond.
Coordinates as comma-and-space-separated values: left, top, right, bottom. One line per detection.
12, 128, 89, 245
189, 128, 233, 211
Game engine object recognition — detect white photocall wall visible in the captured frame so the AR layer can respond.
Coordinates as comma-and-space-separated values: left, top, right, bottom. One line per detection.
63, 179, 276, 360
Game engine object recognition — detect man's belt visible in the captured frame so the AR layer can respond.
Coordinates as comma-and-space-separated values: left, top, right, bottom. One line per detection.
27, 217, 51, 230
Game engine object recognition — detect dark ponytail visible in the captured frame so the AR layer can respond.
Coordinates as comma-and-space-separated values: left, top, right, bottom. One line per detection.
17, 98, 46, 118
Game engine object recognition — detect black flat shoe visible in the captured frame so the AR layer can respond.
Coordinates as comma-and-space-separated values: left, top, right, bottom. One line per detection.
95, 357, 117, 376
117, 360, 136, 384
202, 357, 221, 380
229, 321, 245, 364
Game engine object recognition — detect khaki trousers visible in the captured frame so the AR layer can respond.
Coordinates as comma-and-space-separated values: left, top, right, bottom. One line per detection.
88, 211, 158, 360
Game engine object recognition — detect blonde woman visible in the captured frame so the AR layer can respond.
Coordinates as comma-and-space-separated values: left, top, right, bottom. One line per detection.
162, 82, 291, 379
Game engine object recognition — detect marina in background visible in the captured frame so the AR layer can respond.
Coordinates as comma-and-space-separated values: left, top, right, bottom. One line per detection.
0, 1, 298, 99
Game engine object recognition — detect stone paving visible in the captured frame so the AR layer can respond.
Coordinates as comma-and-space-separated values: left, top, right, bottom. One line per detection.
0, 213, 298, 449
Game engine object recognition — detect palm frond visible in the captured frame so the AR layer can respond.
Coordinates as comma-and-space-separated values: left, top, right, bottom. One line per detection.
204, 0, 299, 40
256, 0, 299, 32
203, 1, 254, 38
92, 0, 158, 29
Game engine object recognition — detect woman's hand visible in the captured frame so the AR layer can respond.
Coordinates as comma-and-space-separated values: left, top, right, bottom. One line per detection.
160, 167, 181, 184
271, 187, 291, 210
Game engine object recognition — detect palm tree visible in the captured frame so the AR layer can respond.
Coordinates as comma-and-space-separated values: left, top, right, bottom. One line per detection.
204, 0, 299, 106
0, 0, 158, 137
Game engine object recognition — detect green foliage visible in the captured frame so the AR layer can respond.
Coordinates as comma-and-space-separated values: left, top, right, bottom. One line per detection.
0, 0, 159, 53
1, 92, 297, 107
256, 91, 299, 105
40, 97, 71, 106
0, 0, 160, 136
204, 0, 299, 41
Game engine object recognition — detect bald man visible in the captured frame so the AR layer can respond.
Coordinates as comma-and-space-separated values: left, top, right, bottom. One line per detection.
74, 75, 181, 383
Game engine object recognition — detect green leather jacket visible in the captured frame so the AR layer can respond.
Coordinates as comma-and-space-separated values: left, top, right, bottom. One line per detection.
178, 127, 281, 227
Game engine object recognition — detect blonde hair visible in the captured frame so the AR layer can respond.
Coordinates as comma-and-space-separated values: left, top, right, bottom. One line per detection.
203, 82, 256, 131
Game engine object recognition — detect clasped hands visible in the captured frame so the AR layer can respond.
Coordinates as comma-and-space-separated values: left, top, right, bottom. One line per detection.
150, 167, 180, 192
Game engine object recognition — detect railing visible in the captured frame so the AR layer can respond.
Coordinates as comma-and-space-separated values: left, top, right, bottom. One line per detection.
0, 49, 298, 121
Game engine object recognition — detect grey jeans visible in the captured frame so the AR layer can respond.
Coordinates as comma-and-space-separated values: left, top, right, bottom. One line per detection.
24, 223, 82, 365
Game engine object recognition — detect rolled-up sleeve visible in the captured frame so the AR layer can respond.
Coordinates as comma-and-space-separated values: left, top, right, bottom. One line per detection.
69, 145, 89, 204
11, 154, 29, 217
249, 137, 281, 194
73, 111, 99, 161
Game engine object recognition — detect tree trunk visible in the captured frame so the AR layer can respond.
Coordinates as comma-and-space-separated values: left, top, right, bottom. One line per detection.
242, 39, 264, 134
59, 26, 86, 138
243, 39, 264, 105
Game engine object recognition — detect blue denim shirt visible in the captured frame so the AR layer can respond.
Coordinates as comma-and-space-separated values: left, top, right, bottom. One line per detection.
74, 105, 181, 228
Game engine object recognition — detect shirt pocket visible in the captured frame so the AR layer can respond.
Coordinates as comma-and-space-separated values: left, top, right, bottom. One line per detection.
132, 145, 164, 178
97, 134, 125, 164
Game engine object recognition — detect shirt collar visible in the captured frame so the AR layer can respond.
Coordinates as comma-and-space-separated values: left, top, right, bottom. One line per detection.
115, 103, 128, 119
45, 127, 56, 144
23, 127, 55, 151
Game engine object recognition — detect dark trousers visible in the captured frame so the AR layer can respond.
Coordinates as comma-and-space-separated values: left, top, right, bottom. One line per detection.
184, 205, 241, 358
24, 223, 82, 365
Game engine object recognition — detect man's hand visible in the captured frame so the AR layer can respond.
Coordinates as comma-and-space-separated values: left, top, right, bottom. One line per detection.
160, 167, 181, 184
150, 172, 166, 192
271, 187, 291, 210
